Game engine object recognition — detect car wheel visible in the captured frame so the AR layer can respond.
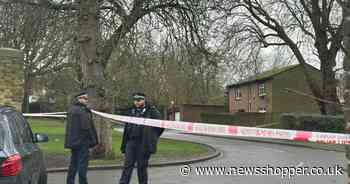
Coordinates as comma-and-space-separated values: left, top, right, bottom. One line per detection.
38, 171, 47, 184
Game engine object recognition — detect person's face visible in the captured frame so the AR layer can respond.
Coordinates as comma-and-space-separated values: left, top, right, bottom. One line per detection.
78, 95, 89, 105
134, 99, 145, 108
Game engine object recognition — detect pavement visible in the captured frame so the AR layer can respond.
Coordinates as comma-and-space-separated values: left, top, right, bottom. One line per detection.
48, 130, 347, 184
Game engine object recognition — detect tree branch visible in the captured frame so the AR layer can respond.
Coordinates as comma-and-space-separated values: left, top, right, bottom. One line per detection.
106, 0, 127, 20
282, 0, 315, 39
262, 42, 288, 47
100, 1, 198, 68
0, 0, 78, 10
284, 88, 348, 109
242, 0, 323, 103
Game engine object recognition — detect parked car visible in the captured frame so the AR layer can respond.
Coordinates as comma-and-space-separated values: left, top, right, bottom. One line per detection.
0, 106, 48, 184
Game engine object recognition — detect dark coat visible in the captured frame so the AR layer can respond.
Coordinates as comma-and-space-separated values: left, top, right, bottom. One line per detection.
64, 102, 98, 149
120, 103, 164, 154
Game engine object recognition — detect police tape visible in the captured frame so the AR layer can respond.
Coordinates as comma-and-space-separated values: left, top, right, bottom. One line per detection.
23, 112, 67, 115
23, 113, 67, 118
23, 111, 350, 145
23, 111, 67, 118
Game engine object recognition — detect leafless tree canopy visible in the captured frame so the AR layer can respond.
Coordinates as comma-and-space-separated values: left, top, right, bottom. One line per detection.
213, 0, 344, 114
0, 1, 75, 112
1, 0, 346, 158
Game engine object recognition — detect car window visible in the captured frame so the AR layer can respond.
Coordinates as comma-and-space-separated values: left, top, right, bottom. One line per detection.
15, 113, 34, 143
7, 113, 23, 145
12, 113, 33, 143
0, 115, 5, 149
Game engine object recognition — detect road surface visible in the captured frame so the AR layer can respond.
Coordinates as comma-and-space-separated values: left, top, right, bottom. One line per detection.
49, 131, 347, 184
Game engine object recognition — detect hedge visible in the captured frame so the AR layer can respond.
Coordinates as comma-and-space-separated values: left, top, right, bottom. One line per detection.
280, 113, 345, 133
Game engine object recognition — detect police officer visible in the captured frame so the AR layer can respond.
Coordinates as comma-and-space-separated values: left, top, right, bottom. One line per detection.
119, 93, 164, 184
65, 91, 98, 184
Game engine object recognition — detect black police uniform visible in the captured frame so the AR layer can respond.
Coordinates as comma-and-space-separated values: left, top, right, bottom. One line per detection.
119, 103, 164, 184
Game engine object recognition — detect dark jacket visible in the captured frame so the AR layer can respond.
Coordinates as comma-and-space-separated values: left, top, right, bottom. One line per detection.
64, 102, 98, 149
120, 103, 164, 154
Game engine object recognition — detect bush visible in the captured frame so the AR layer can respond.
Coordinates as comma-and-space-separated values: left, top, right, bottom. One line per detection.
201, 113, 240, 125
280, 113, 345, 133
29, 101, 55, 113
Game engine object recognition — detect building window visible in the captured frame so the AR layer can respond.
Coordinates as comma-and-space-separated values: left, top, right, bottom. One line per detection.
258, 107, 267, 113
235, 88, 242, 100
258, 83, 267, 97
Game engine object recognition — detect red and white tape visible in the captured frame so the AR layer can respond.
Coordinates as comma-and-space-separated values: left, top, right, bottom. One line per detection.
23, 112, 67, 118
23, 114, 67, 118
23, 111, 350, 145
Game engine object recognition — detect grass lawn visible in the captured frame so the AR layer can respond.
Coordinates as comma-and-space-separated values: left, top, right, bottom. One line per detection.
27, 118, 211, 167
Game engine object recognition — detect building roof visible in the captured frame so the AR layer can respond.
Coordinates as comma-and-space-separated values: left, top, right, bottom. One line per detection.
226, 64, 300, 88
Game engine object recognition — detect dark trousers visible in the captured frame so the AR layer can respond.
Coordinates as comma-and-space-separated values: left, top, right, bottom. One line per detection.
119, 140, 151, 184
66, 145, 90, 184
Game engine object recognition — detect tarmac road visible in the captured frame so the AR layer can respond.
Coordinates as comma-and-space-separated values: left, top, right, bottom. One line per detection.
48, 131, 347, 184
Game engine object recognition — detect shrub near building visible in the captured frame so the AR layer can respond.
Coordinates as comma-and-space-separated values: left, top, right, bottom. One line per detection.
280, 113, 345, 133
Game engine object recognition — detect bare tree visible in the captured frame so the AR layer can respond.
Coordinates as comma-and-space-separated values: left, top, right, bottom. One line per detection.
218, 0, 343, 115
0, 2, 75, 112
82, 0, 210, 158
1, 0, 212, 157
105, 31, 224, 110
204, 0, 270, 85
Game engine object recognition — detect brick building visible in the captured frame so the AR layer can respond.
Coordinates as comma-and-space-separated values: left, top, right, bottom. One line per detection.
226, 64, 322, 114
0, 48, 24, 111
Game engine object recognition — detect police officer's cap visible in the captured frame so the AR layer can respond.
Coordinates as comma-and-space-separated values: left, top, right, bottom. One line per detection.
75, 91, 88, 98
132, 92, 146, 100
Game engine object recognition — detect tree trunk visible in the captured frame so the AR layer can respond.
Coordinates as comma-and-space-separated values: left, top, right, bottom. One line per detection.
321, 56, 340, 115
22, 73, 33, 113
78, 0, 113, 159
342, 0, 350, 179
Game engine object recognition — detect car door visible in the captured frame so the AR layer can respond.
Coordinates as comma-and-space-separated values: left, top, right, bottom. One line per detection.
7, 112, 35, 183
16, 113, 43, 183
0, 114, 19, 184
